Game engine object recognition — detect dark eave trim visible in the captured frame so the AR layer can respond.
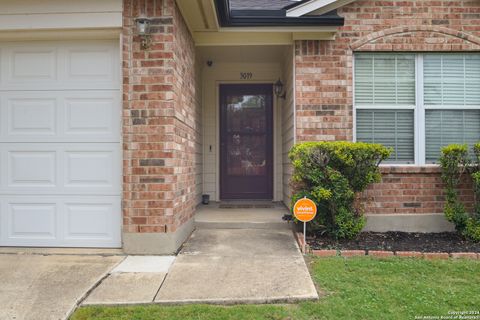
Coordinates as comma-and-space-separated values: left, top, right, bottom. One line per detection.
230, 10, 286, 18
215, 0, 344, 27
283, 0, 311, 10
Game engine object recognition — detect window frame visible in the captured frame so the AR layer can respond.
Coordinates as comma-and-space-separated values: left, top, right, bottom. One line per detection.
353, 53, 480, 166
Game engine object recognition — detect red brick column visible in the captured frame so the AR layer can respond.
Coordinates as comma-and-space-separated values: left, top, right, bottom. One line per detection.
122, 0, 201, 253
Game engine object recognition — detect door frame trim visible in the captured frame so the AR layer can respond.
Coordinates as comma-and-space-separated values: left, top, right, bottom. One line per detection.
218, 82, 275, 200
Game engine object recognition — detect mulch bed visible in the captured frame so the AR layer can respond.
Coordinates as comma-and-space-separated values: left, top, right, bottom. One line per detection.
308, 231, 480, 253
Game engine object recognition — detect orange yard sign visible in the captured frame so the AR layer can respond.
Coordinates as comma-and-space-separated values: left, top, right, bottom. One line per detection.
293, 198, 317, 222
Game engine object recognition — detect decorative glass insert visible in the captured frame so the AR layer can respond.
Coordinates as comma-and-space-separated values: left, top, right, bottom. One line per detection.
225, 95, 267, 176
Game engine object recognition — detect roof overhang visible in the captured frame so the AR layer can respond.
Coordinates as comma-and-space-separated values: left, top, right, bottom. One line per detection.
286, 0, 357, 17
175, 0, 344, 46
176, 0, 220, 32
215, 0, 344, 27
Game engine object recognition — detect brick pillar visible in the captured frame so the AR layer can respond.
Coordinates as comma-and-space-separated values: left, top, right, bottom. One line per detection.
122, 0, 201, 254
294, 40, 353, 143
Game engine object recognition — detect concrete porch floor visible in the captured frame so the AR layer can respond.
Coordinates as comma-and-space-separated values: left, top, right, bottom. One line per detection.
195, 201, 291, 230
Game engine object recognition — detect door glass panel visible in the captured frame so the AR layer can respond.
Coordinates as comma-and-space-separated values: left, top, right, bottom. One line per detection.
225, 94, 267, 176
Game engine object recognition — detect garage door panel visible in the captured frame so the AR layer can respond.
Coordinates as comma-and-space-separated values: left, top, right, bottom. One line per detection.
0, 143, 120, 195
0, 40, 119, 91
0, 148, 5, 192
64, 94, 119, 138
6, 47, 58, 84
65, 45, 116, 83
1, 45, 61, 88
64, 201, 120, 244
0, 196, 121, 247
7, 202, 57, 240
0, 91, 120, 142
7, 97, 57, 136
64, 149, 120, 191
0, 199, 4, 243
8, 151, 57, 188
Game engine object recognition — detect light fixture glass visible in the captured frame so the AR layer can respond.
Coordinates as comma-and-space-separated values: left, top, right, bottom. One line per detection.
135, 15, 152, 49
274, 79, 285, 99
135, 15, 151, 36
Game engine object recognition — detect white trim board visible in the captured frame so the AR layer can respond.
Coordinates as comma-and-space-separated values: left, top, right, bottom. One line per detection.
0, 0, 123, 32
0, 13, 122, 31
194, 31, 336, 46
287, 0, 357, 17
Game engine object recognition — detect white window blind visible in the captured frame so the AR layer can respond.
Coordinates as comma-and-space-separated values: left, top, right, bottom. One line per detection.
355, 53, 416, 105
357, 109, 415, 163
424, 54, 480, 106
423, 53, 480, 162
426, 110, 480, 163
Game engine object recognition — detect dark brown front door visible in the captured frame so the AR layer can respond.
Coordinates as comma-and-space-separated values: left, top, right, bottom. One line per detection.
220, 84, 274, 200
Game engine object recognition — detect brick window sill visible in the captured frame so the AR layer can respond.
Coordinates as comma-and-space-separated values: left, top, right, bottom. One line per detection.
379, 165, 441, 174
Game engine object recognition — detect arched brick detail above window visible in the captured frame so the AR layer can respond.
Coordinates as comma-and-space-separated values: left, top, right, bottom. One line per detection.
350, 26, 480, 51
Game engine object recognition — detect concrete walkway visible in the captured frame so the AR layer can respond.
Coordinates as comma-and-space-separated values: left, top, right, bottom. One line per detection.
84, 205, 318, 305
0, 253, 123, 320
84, 256, 175, 305
155, 228, 318, 304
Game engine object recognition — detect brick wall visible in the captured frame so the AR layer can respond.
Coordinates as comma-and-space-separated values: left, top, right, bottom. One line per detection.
363, 167, 474, 215
171, 5, 202, 230
294, 0, 480, 214
122, 0, 201, 235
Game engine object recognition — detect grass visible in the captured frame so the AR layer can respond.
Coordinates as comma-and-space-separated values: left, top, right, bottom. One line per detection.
72, 257, 480, 320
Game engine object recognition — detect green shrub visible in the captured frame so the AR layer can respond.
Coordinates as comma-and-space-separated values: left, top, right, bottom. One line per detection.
439, 144, 480, 242
289, 141, 391, 239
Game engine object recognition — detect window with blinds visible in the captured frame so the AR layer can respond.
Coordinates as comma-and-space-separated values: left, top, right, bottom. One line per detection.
425, 110, 480, 163
424, 53, 480, 162
357, 109, 415, 163
354, 53, 416, 163
354, 52, 480, 165
355, 54, 415, 105
424, 54, 480, 106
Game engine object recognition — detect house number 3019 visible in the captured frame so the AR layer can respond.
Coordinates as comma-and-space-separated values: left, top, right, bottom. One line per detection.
240, 72, 253, 80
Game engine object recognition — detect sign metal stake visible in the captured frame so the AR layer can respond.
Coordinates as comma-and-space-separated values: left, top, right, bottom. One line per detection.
303, 221, 306, 254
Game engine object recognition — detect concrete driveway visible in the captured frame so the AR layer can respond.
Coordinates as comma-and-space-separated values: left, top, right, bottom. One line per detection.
0, 253, 123, 320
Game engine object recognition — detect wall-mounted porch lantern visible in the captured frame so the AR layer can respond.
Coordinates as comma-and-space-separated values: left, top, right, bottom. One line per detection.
274, 79, 286, 100
135, 14, 152, 50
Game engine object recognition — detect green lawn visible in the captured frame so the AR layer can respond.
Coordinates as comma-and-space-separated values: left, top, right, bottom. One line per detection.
72, 257, 480, 320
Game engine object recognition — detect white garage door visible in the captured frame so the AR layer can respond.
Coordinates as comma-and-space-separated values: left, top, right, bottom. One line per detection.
0, 40, 121, 247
